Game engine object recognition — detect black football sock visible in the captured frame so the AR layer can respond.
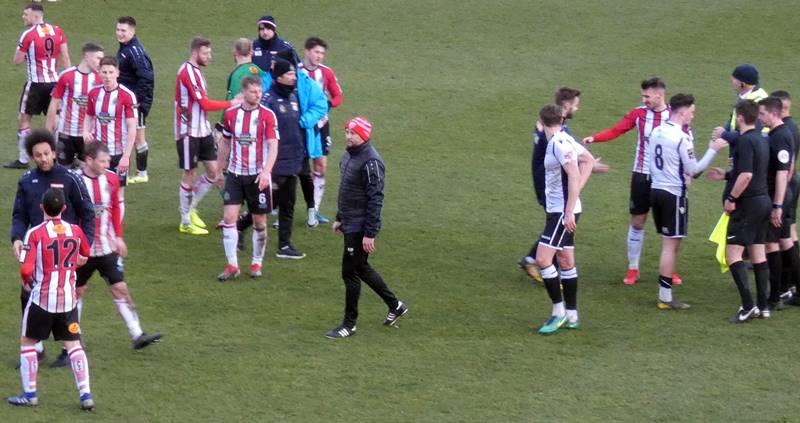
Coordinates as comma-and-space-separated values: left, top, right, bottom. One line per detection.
767, 251, 782, 303
753, 261, 770, 310
730, 261, 754, 310
540, 265, 563, 304
136, 143, 149, 172
561, 268, 578, 310
237, 212, 253, 232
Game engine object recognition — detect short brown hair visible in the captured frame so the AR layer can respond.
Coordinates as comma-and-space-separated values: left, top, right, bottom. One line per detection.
84, 142, 110, 160
554, 87, 580, 106
99, 57, 118, 68
539, 104, 563, 127
25, 3, 44, 13
305, 37, 328, 50
641, 77, 666, 90
117, 16, 136, 27
735, 100, 759, 125
240, 76, 262, 90
191, 37, 211, 51
760, 96, 783, 115
234, 38, 252, 56
81, 42, 104, 55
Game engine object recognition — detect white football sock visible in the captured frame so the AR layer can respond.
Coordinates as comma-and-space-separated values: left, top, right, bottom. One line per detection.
34, 341, 44, 354
565, 309, 579, 323
222, 225, 239, 267
19, 346, 38, 394
18, 129, 30, 164
114, 299, 143, 339
179, 183, 193, 225
251, 226, 267, 265
312, 172, 325, 213
627, 226, 644, 270
67, 346, 91, 396
552, 301, 565, 317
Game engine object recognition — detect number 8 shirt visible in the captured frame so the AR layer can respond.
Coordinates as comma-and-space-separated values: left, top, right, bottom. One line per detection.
19, 219, 91, 313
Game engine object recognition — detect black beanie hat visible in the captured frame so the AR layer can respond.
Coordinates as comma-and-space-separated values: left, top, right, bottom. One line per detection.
271, 58, 294, 78
732, 64, 759, 86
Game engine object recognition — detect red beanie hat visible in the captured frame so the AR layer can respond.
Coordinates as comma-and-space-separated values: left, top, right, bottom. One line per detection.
345, 117, 372, 141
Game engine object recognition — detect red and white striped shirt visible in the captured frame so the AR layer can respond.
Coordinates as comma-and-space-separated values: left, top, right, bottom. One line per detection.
300, 63, 342, 108
52, 67, 101, 137
590, 106, 671, 174
79, 169, 123, 257
175, 61, 211, 138
222, 105, 279, 176
86, 85, 138, 156
20, 219, 90, 313
18, 23, 67, 83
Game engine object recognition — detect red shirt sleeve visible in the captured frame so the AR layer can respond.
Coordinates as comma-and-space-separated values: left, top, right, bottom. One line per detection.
264, 109, 278, 140
57, 27, 67, 45
19, 231, 38, 282
591, 109, 638, 142
74, 227, 91, 258
324, 68, 343, 108
198, 97, 233, 112
108, 173, 124, 237
122, 92, 136, 119
18, 31, 32, 52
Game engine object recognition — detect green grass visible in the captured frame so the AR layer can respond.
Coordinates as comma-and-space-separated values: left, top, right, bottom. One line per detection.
0, 0, 799, 421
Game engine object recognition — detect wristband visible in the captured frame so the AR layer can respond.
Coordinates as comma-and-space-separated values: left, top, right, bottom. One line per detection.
726, 195, 737, 203
773, 203, 783, 209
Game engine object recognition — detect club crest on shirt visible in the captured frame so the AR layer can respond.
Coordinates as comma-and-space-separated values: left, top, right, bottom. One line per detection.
249, 66, 260, 74
53, 224, 66, 235
290, 101, 299, 112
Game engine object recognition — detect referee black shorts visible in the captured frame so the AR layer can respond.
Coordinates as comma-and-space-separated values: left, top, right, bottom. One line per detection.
539, 212, 581, 250
727, 195, 770, 246
650, 189, 688, 238
629, 172, 651, 215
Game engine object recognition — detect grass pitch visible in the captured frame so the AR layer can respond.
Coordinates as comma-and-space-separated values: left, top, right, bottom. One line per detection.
0, 1, 798, 421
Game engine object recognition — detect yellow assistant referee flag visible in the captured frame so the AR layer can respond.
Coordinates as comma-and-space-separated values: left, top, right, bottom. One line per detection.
708, 213, 730, 273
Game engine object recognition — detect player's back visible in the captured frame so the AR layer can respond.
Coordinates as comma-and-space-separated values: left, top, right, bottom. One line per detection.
20, 219, 89, 313
649, 122, 693, 196
18, 23, 66, 83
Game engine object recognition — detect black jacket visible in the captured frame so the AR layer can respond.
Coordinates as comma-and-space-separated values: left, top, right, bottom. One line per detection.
336, 142, 385, 238
117, 35, 154, 108
11, 164, 94, 243
252, 35, 299, 73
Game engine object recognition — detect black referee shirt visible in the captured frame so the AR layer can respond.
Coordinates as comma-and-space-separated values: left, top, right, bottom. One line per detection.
728, 128, 768, 199
767, 124, 794, 195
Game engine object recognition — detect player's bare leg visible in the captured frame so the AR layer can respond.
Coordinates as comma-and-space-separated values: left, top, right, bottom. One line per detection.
251, 214, 268, 277
187, 160, 218, 230
110, 282, 162, 349
655, 238, 689, 310
219, 203, 242, 281
179, 168, 208, 235
624, 213, 647, 285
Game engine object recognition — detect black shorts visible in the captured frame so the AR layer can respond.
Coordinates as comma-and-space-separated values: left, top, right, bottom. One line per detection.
177, 135, 217, 170
137, 102, 151, 129
109, 154, 128, 187
223, 173, 273, 214
727, 195, 770, 246
21, 301, 81, 341
629, 172, 652, 215
19, 81, 55, 115
76, 253, 125, 287
320, 122, 331, 156
57, 134, 85, 166
651, 189, 688, 238
539, 212, 581, 250
766, 215, 792, 242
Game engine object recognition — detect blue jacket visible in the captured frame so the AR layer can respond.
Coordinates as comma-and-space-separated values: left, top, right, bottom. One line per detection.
261, 71, 329, 159
11, 164, 94, 243
117, 35, 154, 108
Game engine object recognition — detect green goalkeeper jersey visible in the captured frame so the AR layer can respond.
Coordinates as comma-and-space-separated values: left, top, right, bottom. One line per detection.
226, 63, 266, 100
